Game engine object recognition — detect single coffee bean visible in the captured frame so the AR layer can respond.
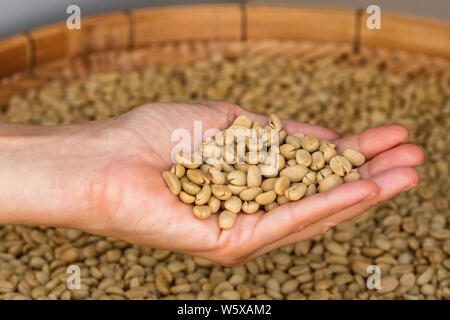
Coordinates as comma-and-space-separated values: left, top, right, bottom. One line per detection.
277, 195, 290, 205
269, 114, 283, 130
208, 196, 221, 213
211, 185, 232, 200
187, 169, 210, 185
193, 206, 212, 219
301, 135, 320, 152
227, 170, 247, 186
280, 165, 308, 182
330, 156, 353, 177
247, 165, 262, 187
310, 151, 325, 171
259, 164, 278, 177
274, 176, 291, 195
306, 184, 317, 196
242, 201, 260, 214
318, 174, 343, 192
182, 180, 201, 195
239, 187, 263, 201
343, 149, 366, 167
224, 196, 242, 213
207, 167, 226, 185
280, 144, 297, 160
162, 171, 181, 195
179, 191, 196, 204
255, 191, 277, 205
265, 202, 279, 211
295, 149, 312, 167
317, 167, 333, 182
170, 164, 186, 178
175, 152, 202, 169
284, 183, 307, 201
232, 115, 252, 128
344, 170, 361, 182
287, 159, 297, 167
286, 135, 301, 148
261, 178, 277, 191
195, 185, 211, 205
228, 185, 247, 195
302, 171, 317, 185
218, 210, 237, 229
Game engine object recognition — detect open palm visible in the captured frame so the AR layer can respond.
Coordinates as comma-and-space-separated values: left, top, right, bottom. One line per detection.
86, 101, 424, 266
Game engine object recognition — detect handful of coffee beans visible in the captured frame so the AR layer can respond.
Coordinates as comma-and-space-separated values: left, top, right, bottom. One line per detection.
162, 114, 366, 229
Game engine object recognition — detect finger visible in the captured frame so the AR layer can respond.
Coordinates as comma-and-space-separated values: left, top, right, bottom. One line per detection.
334, 125, 409, 160
233, 106, 340, 140
251, 180, 379, 250
358, 144, 425, 179
247, 167, 419, 259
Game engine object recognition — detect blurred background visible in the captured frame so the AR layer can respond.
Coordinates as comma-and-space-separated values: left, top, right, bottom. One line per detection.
1, 0, 449, 40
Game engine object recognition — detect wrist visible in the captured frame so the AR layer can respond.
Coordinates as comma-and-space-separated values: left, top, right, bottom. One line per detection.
0, 123, 97, 229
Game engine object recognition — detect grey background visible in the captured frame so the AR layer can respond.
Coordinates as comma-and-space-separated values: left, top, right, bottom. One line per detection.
0, 0, 449, 40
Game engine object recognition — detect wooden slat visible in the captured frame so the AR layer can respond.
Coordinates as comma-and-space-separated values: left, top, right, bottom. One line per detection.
30, 12, 130, 65
0, 34, 30, 78
360, 12, 450, 59
132, 5, 241, 46
246, 5, 356, 43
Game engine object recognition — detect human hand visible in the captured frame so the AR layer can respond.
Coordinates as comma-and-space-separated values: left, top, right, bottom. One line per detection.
0, 101, 424, 266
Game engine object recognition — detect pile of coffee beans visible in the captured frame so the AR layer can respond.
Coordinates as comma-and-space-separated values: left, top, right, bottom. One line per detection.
0, 53, 448, 300
163, 113, 366, 229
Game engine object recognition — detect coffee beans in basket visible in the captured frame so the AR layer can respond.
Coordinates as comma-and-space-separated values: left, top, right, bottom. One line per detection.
162, 114, 366, 229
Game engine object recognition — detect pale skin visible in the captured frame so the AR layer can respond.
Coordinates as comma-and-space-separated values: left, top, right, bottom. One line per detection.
0, 101, 424, 266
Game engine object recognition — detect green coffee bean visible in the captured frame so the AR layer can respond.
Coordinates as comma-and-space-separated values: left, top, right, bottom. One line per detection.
242, 201, 260, 214
227, 170, 247, 186
286, 135, 301, 149
247, 165, 262, 187
232, 115, 252, 128
274, 176, 290, 195
162, 171, 181, 195
310, 151, 325, 171
280, 165, 308, 182
224, 196, 242, 213
239, 187, 263, 201
269, 114, 283, 131
264, 202, 279, 211
259, 164, 278, 178
287, 159, 297, 167
284, 183, 307, 201
306, 184, 317, 196
302, 171, 317, 185
228, 185, 247, 195
207, 167, 226, 185
179, 191, 196, 204
170, 164, 186, 178
330, 156, 353, 177
175, 152, 201, 169
277, 195, 290, 205
187, 169, 210, 185
218, 210, 237, 229
318, 174, 343, 192
317, 167, 333, 183
193, 206, 212, 219
280, 144, 297, 160
301, 135, 320, 152
255, 191, 277, 205
295, 149, 312, 167
200, 164, 212, 174
195, 185, 211, 205
344, 170, 361, 182
182, 180, 201, 195
343, 149, 366, 167
211, 185, 232, 200
208, 196, 221, 214
261, 178, 277, 192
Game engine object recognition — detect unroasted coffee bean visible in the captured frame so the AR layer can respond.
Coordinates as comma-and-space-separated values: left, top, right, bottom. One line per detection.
239, 187, 263, 201
182, 180, 201, 195
255, 191, 277, 205
274, 176, 290, 195
280, 165, 308, 183
330, 156, 353, 177
211, 185, 232, 200
195, 185, 211, 205
207, 167, 226, 185
242, 201, 260, 214
284, 183, 307, 201
318, 174, 343, 192
343, 149, 366, 167
162, 171, 181, 195
296, 149, 312, 167
280, 144, 297, 160
193, 206, 211, 219
224, 196, 242, 213
170, 164, 186, 178
247, 165, 262, 187
218, 210, 237, 229
227, 170, 247, 186
208, 196, 221, 214
310, 151, 325, 171
261, 178, 277, 192
179, 191, 196, 204
301, 135, 319, 152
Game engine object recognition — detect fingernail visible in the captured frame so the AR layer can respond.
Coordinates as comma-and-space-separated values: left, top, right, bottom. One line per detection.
364, 192, 378, 200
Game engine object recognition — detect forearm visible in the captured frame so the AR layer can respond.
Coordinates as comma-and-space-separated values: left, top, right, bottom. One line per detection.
0, 122, 98, 229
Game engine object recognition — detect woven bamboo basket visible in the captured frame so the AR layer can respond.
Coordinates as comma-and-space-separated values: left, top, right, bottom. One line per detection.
0, 4, 449, 110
